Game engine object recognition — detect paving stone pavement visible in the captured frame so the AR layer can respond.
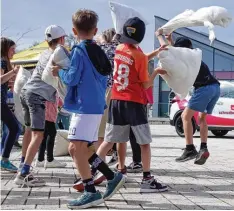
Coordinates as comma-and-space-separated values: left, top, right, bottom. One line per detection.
1, 125, 234, 210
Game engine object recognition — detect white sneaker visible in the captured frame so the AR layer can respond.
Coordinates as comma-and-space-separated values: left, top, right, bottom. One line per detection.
34, 160, 45, 168
45, 159, 67, 168
14, 172, 46, 187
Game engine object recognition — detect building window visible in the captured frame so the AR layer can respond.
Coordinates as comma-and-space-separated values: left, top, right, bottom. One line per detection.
159, 79, 171, 117
214, 50, 234, 80
161, 80, 170, 91
192, 40, 214, 72
215, 50, 234, 71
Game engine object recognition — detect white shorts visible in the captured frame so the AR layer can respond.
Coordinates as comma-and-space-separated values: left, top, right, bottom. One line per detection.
68, 113, 102, 142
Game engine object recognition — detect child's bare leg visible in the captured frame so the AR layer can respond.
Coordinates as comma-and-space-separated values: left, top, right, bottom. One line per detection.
20, 127, 31, 164
140, 144, 151, 173
24, 131, 44, 166
67, 141, 104, 209
69, 142, 92, 180
95, 137, 104, 151
117, 143, 127, 170
96, 141, 113, 160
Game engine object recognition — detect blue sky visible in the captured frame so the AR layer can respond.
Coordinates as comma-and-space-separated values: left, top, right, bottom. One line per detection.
1, 0, 234, 52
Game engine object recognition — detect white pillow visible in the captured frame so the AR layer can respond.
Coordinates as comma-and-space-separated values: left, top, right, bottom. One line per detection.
109, 1, 149, 34
161, 6, 232, 44
158, 46, 202, 99
54, 130, 69, 157
13, 66, 31, 125
42, 45, 70, 101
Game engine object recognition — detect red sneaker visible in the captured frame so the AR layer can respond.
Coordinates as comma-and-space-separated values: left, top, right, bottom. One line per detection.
73, 178, 84, 192
93, 171, 106, 185
73, 171, 106, 192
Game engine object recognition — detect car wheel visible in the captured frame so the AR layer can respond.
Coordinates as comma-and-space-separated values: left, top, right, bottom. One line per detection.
211, 130, 229, 137
175, 115, 196, 137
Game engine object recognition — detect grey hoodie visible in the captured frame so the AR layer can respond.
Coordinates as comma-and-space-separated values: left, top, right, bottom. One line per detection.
22, 49, 57, 102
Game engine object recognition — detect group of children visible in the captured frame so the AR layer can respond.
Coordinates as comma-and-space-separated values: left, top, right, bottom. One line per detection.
7, 9, 167, 208
1, 7, 221, 210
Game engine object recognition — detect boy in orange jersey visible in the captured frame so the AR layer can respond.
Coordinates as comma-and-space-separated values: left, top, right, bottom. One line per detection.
95, 17, 169, 193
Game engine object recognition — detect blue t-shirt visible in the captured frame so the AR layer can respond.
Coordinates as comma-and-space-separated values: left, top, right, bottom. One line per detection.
1, 59, 8, 104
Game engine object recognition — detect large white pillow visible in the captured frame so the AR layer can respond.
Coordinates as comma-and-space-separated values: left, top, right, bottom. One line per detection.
54, 130, 69, 157
109, 1, 149, 34
13, 66, 31, 125
42, 45, 70, 101
158, 46, 202, 99
161, 6, 232, 44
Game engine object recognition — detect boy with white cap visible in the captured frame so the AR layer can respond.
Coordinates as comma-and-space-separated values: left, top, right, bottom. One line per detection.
14, 25, 67, 187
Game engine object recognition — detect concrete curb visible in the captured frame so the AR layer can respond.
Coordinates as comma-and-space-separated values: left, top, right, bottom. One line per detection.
148, 118, 170, 125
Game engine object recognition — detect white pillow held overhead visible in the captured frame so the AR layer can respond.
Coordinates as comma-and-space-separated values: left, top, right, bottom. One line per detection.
161, 6, 232, 44
109, 1, 149, 34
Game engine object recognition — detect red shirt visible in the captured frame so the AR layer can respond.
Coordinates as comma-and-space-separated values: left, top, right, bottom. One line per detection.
111, 44, 149, 105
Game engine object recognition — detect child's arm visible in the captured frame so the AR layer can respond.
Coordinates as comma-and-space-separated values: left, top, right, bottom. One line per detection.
137, 56, 167, 90
155, 28, 167, 47
1, 65, 19, 84
165, 34, 174, 46
146, 45, 168, 61
142, 67, 167, 89
52, 48, 83, 86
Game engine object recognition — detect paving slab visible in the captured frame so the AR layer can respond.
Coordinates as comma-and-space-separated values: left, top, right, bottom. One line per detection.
1, 125, 234, 210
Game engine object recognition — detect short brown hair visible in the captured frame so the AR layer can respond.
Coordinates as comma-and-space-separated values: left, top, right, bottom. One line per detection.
72, 9, 98, 34
48, 37, 61, 47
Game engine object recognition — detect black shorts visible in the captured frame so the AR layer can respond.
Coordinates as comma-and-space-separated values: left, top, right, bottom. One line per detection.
105, 100, 152, 145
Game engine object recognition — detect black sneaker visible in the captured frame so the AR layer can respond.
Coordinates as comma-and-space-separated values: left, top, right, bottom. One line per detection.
127, 162, 143, 173
175, 148, 198, 162
107, 151, 118, 166
107, 149, 115, 156
140, 176, 168, 193
194, 148, 210, 165
14, 141, 22, 148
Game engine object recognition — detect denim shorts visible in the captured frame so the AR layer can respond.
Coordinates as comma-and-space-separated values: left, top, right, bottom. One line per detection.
20, 90, 46, 131
188, 83, 220, 114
